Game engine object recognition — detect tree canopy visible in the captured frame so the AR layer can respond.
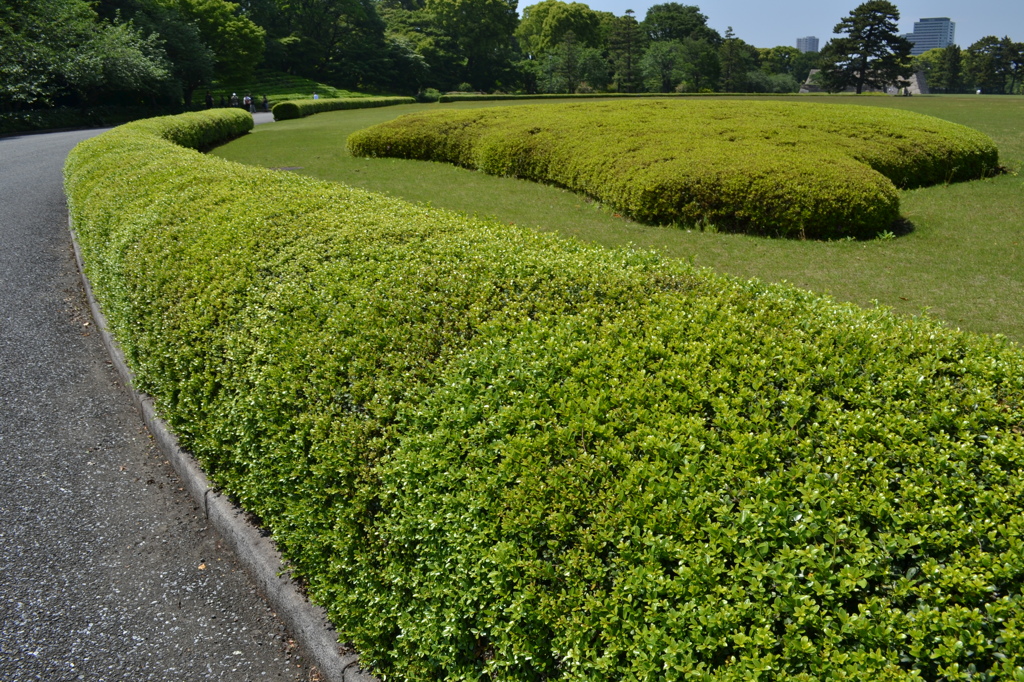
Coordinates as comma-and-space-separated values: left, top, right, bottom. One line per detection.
641, 3, 718, 44
6, 0, 1019, 111
1, 0, 174, 109
818, 0, 911, 94
516, 0, 601, 58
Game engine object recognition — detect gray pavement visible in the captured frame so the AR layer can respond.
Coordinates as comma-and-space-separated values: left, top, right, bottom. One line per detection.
0, 126, 318, 681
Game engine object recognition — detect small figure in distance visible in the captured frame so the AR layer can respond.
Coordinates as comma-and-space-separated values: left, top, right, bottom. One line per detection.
313, 91, 319, 100
247, 93, 256, 113
261, 94, 269, 111
205, 90, 213, 109
230, 92, 239, 107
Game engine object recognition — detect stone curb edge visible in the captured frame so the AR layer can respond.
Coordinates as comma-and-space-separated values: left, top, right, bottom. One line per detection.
69, 222, 377, 682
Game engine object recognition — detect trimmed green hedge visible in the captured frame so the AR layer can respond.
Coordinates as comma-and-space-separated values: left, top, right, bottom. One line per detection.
436, 92, 807, 102
271, 96, 416, 121
348, 100, 999, 239
66, 109, 1024, 681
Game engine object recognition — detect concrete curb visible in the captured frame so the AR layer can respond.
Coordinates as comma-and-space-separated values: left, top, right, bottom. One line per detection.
69, 223, 377, 682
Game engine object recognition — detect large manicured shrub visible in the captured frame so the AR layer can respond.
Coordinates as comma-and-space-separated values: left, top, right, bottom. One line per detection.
348, 100, 999, 239
271, 96, 416, 121
66, 109, 1024, 681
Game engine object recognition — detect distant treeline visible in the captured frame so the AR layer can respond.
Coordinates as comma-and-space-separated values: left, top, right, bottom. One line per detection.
2, 0, 1021, 115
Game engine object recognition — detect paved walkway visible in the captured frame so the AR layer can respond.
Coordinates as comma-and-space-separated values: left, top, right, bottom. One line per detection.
0, 124, 315, 681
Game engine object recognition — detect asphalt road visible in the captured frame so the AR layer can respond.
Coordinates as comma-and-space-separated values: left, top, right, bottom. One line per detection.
0, 125, 316, 681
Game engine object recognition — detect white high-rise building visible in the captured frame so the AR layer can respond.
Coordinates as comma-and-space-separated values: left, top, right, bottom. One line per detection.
904, 17, 955, 56
796, 36, 819, 53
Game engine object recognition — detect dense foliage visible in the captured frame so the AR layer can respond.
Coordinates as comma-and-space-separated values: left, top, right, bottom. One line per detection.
348, 100, 998, 238
818, 1, 911, 95
8, 0, 1020, 117
66, 109, 1024, 681
270, 95, 415, 120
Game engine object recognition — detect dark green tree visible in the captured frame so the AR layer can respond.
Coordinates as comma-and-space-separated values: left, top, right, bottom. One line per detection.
167, 0, 264, 82
641, 3, 719, 44
791, 50, 821, 84
937, 43, 963, 93
97, 0, 215, 106
0, 0, 172, 110
818, 0, 911, 94
607, 9, 647, 92
718, 26, 755, 91
62, 18, 171, 105
965, 36, 1023, 94
745, 70, 799, 93
677, 36, 719, 91
965, 36, 1007, 93
379, 4, 449, 85
426, 0, 518, 90
274, 0, 389, 87
537, 30, 608, 92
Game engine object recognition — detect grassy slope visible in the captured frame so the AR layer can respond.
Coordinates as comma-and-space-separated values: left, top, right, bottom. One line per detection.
212, 95, 1024, 342
209, 69, 370, 106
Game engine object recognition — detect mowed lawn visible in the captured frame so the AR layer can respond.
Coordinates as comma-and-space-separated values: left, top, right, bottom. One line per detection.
212, 95, 1024, 342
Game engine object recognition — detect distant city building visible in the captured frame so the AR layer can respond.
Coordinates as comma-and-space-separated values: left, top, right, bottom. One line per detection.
796, 36, 819, 53
903, 17, 955, 55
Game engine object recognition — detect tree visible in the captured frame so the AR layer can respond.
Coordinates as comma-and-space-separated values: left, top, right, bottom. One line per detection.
757, 46, 799, 76
718, 26, 755, 92
911, 47, 942, 78
536, 30, 608, 92
516, 0, 600, 58
965, 36, 1007, 93
426, 0, 518, 90
169, 0, 265, 81
676, 36, 718, 91
641, 3, 719, 44
62, 18, 171, 105
965, 36, 1024, 94
274, 0, 389, 87
96, 0, 215, 106
0, 0, 172, 110
607, 9, 647, 92
936, 43, 963, 93
641, 40, 684, 91
818, 0, 911, 94
745, 70, 799, 93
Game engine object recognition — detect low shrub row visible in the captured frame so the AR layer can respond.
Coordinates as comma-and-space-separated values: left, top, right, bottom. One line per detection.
348, 99, 999, 239
66, 109, 1024, 681
271, 96, 416, 121
436, 92, 803, 102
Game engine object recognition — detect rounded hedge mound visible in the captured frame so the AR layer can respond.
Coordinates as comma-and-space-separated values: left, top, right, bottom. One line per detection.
66, 109, 1024, 681
347, 100, 999, 239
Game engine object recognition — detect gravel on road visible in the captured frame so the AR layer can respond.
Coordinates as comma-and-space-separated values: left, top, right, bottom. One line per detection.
0, 127, 319, 681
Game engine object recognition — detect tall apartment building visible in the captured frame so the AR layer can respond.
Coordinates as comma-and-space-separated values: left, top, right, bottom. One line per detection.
904, 17, 955, 55
796, 36, 819, 53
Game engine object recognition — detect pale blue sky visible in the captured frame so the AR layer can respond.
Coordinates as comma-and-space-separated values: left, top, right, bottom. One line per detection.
569, 0, 1024, 49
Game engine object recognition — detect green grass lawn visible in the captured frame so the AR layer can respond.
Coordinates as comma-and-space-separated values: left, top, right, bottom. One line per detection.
208, 68, 371, 108
211, 94, 1024, 342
